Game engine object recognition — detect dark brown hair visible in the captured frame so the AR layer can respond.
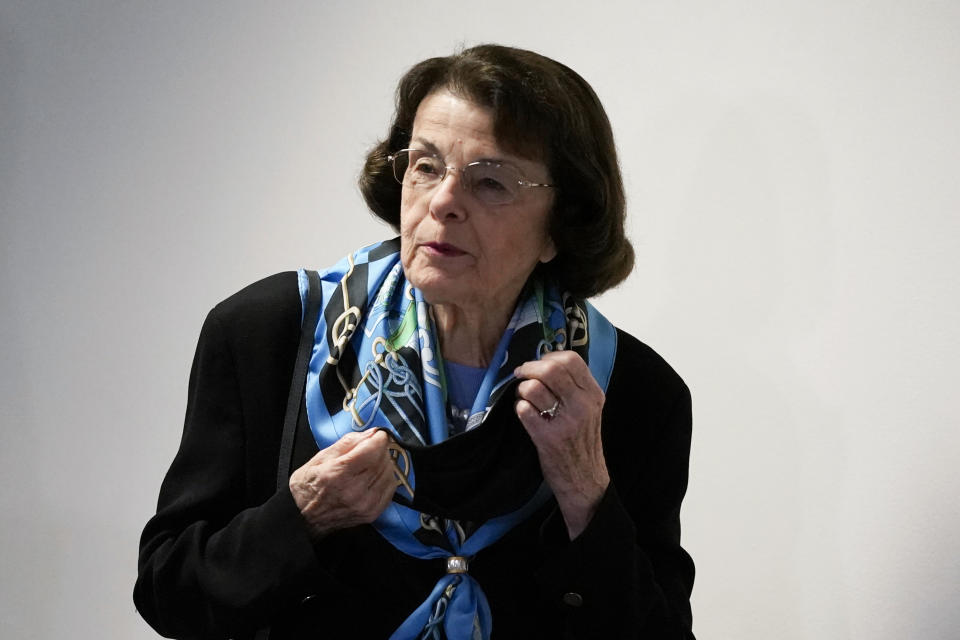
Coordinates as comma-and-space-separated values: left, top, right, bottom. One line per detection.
359, 44, 633, 298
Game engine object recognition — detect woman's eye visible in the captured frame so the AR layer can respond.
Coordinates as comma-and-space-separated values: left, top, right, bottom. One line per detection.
412, 159, 440, 176
475, 177, 508, 192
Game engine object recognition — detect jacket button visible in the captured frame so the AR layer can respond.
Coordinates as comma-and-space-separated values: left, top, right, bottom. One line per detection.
561, 592, 583, 607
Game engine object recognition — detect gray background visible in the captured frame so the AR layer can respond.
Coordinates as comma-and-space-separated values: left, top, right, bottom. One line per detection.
2, 1, 958, 638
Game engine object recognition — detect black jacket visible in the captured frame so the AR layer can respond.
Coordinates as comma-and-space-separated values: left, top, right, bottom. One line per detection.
134, 271, 695, 639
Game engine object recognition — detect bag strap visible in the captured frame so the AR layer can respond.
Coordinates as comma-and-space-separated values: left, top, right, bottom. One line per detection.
277, 269, 322, 490
255, 270, 322, 640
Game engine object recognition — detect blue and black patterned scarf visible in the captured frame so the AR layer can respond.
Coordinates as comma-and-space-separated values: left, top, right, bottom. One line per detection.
300, 238, 616, 640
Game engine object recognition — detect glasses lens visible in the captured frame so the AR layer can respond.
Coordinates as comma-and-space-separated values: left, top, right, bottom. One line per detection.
464, 162, 520, 205
393, 150, 444, 187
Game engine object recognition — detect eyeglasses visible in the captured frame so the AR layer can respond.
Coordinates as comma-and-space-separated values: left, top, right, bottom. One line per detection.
387, 148, 554, 206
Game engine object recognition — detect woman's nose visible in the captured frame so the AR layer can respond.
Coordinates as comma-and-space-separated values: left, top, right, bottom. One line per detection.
428, 169, 469, 221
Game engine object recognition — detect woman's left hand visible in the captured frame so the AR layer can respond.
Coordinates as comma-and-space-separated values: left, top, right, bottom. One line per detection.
514, 350, 610, 540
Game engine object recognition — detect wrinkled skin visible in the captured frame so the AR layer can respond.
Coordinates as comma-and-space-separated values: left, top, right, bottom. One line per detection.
514, 351, 609, 540
289, 430, 398, 538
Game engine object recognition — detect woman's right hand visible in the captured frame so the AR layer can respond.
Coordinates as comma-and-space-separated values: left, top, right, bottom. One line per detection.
289, 429, 399, 539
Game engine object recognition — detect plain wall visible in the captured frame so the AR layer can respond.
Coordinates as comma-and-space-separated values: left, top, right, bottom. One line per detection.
1, 2, 958, 638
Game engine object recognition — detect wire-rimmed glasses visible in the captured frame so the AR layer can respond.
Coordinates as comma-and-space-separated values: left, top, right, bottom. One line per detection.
387, 148, 554, 206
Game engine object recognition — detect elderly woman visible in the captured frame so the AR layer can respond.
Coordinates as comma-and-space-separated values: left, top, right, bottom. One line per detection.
135, 45, 694, 639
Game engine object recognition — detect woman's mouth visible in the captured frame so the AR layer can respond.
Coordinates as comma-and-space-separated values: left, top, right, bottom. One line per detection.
422, 242, 467, 257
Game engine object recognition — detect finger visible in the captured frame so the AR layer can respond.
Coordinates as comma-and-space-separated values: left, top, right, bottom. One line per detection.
515, 352, 596, 394
363, 449, 395, 491
515, 378, 560, 414
316, 429, 376, 458
370, 462, 403, 516
527, 352, 594, 392
515, 369, 579, 420
517, 364, 602, 408
350, 453, 404, 519
308, 430, 387, 476
341, 430, 392, 470
302, 432, 361, 468
515, 398, 553, 431
378, 452, 408, 498
357, 433, 411, 493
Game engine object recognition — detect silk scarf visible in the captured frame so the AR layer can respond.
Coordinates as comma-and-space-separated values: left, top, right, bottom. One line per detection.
300, 238, 617, 640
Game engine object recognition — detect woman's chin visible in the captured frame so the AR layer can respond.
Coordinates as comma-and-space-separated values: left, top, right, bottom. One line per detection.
406, 267, 470, 303
412, 281, 468, 308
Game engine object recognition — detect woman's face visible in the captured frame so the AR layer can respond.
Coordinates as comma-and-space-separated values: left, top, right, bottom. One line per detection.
399, 90, 557, 315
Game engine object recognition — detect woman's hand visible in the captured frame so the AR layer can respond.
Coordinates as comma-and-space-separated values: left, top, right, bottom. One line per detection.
514, 351, 610, 540
289, 429, 399, 539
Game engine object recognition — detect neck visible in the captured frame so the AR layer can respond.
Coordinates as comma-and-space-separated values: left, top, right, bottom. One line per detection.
432, 302, 513, 368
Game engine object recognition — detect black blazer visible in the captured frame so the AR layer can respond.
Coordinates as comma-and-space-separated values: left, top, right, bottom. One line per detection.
134, 272, 695, 639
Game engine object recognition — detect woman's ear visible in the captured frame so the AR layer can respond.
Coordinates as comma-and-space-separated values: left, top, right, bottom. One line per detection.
539, 236, 558, 264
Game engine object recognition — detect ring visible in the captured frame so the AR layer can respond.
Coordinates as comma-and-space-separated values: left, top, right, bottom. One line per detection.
538, 399, 560, 421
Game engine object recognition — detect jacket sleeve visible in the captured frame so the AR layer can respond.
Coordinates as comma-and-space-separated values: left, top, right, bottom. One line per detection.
134, 307, 322, 639
534, 353, 695, 639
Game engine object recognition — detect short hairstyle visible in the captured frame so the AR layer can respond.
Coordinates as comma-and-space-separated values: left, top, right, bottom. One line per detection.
359, 44, 633, 298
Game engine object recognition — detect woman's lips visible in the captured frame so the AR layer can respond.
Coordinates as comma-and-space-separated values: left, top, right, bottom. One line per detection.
422, 242, 467, 257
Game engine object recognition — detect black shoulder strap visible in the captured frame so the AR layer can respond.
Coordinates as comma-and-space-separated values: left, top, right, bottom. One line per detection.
276, 269, 323, 490
256, 271, 323, 640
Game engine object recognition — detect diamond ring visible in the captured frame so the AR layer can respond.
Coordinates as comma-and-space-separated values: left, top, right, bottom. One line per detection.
539, 399, 560, 420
